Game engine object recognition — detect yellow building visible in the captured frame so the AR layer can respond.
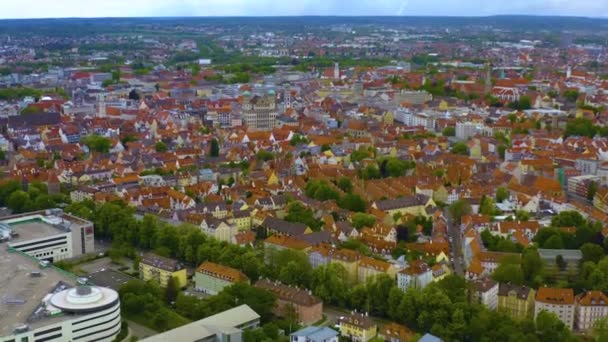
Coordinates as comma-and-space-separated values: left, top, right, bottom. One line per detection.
330, 249, 361, 284
497, 284, 535, 320
357, 256, 397, 284
139, 253, 188, 288
229, 210, 252, 230
340, 312, 378, 342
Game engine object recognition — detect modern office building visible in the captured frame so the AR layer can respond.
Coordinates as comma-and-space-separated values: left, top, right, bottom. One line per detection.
0, 209, 95, 262
0, 247, 121, 342
141, 304, 260, 342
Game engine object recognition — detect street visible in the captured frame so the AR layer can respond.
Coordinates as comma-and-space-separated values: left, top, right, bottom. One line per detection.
445, 210, 465, 276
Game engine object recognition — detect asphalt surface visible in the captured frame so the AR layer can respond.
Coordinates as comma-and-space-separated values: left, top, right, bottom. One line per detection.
446, 210, 465, 276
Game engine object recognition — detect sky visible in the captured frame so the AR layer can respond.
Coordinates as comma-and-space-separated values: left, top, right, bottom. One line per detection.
1, 0, 607, 19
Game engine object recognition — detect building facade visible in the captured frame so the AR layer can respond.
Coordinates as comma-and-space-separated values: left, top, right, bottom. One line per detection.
1, 209, 94, 262
194, 261, 249, 295
535, 287, 575, 330
575, 291, 608, 331
497, 284, 536, 320
139, 252, 187, 288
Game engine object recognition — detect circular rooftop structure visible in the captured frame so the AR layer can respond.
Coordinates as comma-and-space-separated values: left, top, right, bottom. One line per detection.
50, 286, 119, 313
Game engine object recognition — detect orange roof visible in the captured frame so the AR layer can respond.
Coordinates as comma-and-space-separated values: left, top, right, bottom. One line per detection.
196, 261, 249, 283
359, 256, 391, 272
536, 287, 574, 305
577, 291, 608, 306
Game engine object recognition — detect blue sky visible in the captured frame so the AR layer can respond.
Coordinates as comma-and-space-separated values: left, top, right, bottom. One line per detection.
1, 0, 607, 18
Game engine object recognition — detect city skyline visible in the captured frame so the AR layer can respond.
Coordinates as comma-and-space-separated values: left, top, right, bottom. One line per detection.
1, 0, 607, 19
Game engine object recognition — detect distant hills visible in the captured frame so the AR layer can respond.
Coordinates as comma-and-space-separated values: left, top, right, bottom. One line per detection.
0, 15, 606, 36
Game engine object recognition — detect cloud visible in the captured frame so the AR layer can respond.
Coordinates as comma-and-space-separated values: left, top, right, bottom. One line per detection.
0, 0, 606, 18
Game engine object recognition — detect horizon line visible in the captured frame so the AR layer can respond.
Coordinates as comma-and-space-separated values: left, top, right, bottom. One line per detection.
0, 14, 607, 20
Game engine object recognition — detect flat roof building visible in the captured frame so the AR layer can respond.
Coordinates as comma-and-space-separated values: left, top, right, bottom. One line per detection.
0, 208, 94, 262
141, 304, 260, 342
0, 247, 121, 342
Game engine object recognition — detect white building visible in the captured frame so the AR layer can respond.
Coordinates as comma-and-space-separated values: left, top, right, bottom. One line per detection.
535, 287, 575, 330
397, 260, 432, 290
472, 278, 499, 309
456, 122, 484, 140
1, 209, 95, 262
575, 291, 608, 331
1, 246, 121, 342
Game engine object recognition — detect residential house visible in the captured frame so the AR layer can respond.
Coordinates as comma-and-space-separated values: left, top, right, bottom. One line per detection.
497, 284, 536, 320
200, 216, 239, 243
535, 287, 575, 330
194, 261, 249, 295
472, 278, 499, 309
371, 194, 436, 217
397, 260, 432, 290
290, 326, 339, 342
377, 322, 414, 342
139, 252, 187, 288
339, 312, 378, 342
255, 279, 323, 325
575, 291, 608, 331
262, 216, 312, 237
330, 248, 362, 284
357, 256, 397, 283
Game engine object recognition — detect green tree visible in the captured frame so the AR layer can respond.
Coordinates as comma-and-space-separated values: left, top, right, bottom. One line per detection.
337, 177, 353, 193
311, 263, 350, 305
449, 199, 472, 224
210, 138, 220, 157
7, 190, 33, 213
522, 247, 544, 286
581, 243, 605, 264
492, 262, 525, 285
284, 202, 321, 231
81, 135, 111, 153
165, 276, 179, 305
588, 181, 599, 201
352, 213, 376, 229
544, 235, 565, 249
155, 141, 168, 152
563, 90, 580, 102
496, 187, 509, 203
442, 126, 456, 136
338, 193, 367, 212
451, 142, 468, 155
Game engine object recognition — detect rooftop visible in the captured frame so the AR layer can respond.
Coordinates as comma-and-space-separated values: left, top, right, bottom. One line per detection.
141, 304, 260, 342
0, 209, 92, 244
0, 246, 76, 336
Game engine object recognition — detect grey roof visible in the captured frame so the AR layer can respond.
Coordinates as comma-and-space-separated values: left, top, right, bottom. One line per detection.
262, 216, 308, 236
374, 194, 430, 211
291, 326, 338, 341
538, 249, 582, 261
298, 231, 333, 246
419, 333, 443, 342
141, 305, 260, 342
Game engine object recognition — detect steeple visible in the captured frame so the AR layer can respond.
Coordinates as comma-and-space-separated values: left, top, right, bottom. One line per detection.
98, 93, 106, 117
484, 62, 492, 95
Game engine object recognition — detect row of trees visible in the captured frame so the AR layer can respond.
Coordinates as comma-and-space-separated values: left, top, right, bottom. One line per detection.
304, 179, 367, 212
0, 180, 68, 214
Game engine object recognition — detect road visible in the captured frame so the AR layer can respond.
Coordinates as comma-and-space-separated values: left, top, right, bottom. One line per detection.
446, 210, 465, 276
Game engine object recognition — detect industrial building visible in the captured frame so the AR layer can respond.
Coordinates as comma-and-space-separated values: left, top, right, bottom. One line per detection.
0, 247, 121, 342
0, 209, 95, 262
